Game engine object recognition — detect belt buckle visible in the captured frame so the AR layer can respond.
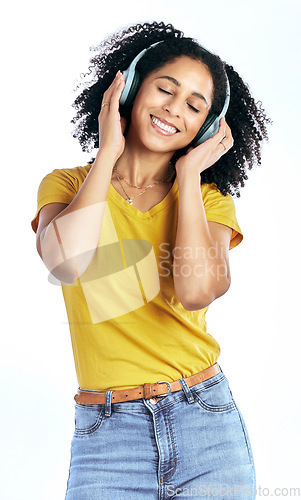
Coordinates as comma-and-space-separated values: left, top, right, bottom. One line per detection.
153, 380, 172, 402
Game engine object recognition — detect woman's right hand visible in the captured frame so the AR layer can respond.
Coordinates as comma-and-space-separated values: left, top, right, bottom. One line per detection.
98, 71, 126, 160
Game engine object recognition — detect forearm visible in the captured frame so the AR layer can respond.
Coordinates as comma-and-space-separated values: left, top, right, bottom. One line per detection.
173, 173, 229, 309
39, 148, 116, 284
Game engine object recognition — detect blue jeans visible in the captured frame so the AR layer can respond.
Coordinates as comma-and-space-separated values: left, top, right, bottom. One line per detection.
65, 365, 256, 499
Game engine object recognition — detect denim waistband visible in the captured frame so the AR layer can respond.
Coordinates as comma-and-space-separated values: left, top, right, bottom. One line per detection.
77, 364, 225, 417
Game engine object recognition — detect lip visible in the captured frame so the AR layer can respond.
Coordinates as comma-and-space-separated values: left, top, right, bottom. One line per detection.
150, 115, 180, 136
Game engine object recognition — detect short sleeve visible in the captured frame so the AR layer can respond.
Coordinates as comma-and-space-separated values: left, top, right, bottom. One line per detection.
201, 183, 243, 250
31, 168, 79, 233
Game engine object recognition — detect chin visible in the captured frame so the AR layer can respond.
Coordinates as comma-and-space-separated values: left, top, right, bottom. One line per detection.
140, 132, 188, 154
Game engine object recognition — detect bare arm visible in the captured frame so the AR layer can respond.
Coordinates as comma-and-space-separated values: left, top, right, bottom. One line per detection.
36, 71, 125, 284
173, 117, 234, 310
173, 172, 232, 310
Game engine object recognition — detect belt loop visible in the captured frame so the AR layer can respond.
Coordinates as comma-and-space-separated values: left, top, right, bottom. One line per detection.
105, 390, 113, 417
179, 378, 195, 404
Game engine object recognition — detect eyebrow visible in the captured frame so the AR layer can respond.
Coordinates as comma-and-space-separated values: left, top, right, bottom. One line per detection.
155, 75, 208, 107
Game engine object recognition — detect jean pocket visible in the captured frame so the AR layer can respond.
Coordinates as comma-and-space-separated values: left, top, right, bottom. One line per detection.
74, 403, 105, 436
193, 375, 236, 412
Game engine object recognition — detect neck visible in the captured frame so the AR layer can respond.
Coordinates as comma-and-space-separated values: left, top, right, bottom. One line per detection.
114, 140, 176, 186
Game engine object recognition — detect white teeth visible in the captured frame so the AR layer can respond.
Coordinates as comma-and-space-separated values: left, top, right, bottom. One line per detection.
151, 116, 177, 134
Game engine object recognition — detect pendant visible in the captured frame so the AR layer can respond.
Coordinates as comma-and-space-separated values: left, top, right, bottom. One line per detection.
126, 198, 133, 205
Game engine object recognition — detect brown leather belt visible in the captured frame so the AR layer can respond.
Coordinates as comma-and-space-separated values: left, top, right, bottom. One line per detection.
74, 363, 221, 405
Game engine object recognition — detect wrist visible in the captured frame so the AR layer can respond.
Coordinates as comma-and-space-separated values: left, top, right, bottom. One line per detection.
95, 147, 120, 167
176, 169, 201, 190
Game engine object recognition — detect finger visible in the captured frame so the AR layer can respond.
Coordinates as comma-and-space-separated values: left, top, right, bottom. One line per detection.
220, 126, 232, 145
104, 71, 122, 95
99, 77, 125, 125
213, 117, 227, 143
101, 71, 123, 108
219, 141, 228, 155
102, 74, 124, 109
219, 117, 227, 138
109, 76, 125, 111
216, 118, 233, 151
223, 121, 232, 139
219, 135, 234, 155
214, 119, 233, 152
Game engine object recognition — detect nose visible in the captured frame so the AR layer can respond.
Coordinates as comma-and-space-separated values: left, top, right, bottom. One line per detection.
163, 95, 182, 118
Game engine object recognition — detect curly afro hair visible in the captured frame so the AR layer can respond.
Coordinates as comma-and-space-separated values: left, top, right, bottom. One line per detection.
71, 21, 272, 197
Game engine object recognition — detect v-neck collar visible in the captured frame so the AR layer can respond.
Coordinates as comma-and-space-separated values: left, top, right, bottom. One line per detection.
108, 176, 179, 219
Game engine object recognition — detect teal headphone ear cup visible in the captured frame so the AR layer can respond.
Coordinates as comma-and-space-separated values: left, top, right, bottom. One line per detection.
192, 114, 218, 146
122, 71, 141, 107
120, 41, 164, 107
191, 78, 231, 147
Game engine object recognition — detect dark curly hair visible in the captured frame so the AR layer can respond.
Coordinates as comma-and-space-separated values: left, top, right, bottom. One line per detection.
71, 21, 272, 197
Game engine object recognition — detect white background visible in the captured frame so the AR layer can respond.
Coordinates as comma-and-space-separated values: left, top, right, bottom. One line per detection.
1, 0, 300, 498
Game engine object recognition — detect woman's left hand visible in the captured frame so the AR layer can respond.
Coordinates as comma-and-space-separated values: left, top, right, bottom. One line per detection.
175, 117, 234, 178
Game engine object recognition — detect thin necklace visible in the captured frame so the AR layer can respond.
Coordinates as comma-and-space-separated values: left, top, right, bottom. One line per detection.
113, 163, 174, 188
112, 164, 175, 205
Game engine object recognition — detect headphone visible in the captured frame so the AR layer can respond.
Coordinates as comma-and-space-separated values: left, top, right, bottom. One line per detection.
120, 41, 230, 147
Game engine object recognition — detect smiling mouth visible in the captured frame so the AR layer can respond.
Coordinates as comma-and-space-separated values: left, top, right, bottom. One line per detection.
150, 115, 179, 135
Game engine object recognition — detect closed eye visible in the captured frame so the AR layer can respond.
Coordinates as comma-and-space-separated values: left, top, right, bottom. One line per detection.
158, 87, 172, 95
188, 104, 200, 113
158, 87, 200, 113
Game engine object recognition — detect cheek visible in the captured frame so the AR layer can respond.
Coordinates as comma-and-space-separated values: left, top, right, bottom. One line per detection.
132, 81, 167, 113
191, 112, 209, 134
187, 116, 204, 137
130, 92, 150, 123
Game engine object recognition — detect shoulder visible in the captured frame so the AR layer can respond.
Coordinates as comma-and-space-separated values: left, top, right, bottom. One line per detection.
201, 181, 233, 203
31, 164, 92, 233
39, 164, 92, 190
201, 181, 237, 218
36, 164, 92, 202
201, 182, 243, 250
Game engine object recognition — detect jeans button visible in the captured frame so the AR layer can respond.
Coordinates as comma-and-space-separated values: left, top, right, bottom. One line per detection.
149, 398, 158, 405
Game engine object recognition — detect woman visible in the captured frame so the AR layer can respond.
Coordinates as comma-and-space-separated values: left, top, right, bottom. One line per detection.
31, 21, 270, 499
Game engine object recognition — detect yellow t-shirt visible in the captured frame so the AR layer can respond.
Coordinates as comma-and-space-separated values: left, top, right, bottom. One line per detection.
31, 164, 243, 391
